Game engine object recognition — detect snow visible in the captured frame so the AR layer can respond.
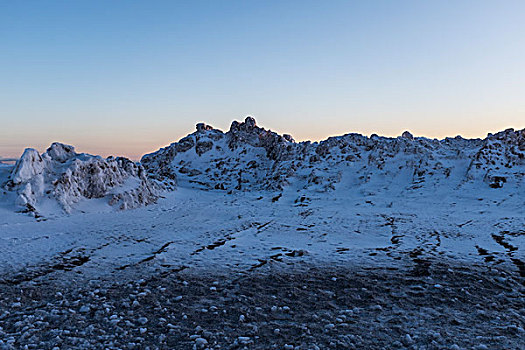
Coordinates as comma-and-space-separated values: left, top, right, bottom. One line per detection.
0, 117, 523, 283
9, 148, 45, 185
0, 176, 523, 283
2, 142, 159, 216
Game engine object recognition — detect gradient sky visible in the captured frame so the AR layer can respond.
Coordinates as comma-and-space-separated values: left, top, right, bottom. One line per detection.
1, 1, 525, 160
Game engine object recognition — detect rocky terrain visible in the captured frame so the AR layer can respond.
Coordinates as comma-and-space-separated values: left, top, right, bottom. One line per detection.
2, 117, 524, 217
0, 262, 524, 350
142, 117, 524, 195
1, 143, 159, 217
0, 117, 523, 349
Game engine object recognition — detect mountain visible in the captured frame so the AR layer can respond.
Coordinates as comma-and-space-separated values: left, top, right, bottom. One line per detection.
0, 119, 523, 350
2, 117, 524, 217
142, 116, 525, 195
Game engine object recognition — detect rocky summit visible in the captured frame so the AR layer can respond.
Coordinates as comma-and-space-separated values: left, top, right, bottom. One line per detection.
141, 117, 524, 195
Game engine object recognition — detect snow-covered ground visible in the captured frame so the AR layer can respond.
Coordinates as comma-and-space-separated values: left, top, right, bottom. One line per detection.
0, 174, 523, 285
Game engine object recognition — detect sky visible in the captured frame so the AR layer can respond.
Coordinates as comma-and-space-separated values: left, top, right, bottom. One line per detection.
1, 1, 524, 160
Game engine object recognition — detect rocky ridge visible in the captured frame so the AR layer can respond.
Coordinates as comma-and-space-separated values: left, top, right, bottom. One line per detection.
3, 118, 524, 216
141, 117, 525, 194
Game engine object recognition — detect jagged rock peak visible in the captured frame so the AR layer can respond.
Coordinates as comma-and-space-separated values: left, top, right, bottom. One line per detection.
226, 116, 295, 143
401, 131, 414, 140
230, 116, 258, 133
282, 134, 294, 142
196, 123, 215, 132
46, 142, 77, 163
9, 148, 44, 185
245, 116, 257, 128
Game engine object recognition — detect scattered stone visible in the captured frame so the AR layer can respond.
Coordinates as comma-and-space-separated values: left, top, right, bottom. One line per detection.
194, 337, 208, 347
79, 305, 90, 313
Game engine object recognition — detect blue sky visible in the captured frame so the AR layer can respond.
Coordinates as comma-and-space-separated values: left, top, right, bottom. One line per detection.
1, 1, 524, 159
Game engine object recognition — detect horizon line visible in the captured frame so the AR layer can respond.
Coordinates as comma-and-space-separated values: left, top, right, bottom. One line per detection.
2, 120, 523, 162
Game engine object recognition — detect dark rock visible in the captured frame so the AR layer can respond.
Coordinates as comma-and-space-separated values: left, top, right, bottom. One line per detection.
176, 136, 195, 153
196, 140, 214, 156
401, 131, 414, 140
196, 123, 214, 132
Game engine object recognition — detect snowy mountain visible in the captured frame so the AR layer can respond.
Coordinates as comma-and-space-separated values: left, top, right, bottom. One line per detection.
0, 118, 524, 350
142, 116, 524, 195
1, 142, 159, 216
1, 117, 523, 217
141, 117, 296, 191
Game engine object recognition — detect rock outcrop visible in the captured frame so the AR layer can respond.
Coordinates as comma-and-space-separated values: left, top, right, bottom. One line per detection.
5, 118, 524, 218
4, 143, 159, 215
142, 117, 525, 194
141, 117, 297, 191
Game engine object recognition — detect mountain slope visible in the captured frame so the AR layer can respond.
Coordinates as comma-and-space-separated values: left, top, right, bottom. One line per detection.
142, 117, 525, 196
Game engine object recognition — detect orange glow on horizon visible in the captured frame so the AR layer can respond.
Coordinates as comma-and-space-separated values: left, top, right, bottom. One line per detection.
3, 118, 524, 161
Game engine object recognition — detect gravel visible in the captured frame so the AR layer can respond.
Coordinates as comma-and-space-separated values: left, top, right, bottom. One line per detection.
0, 261, 523, 349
